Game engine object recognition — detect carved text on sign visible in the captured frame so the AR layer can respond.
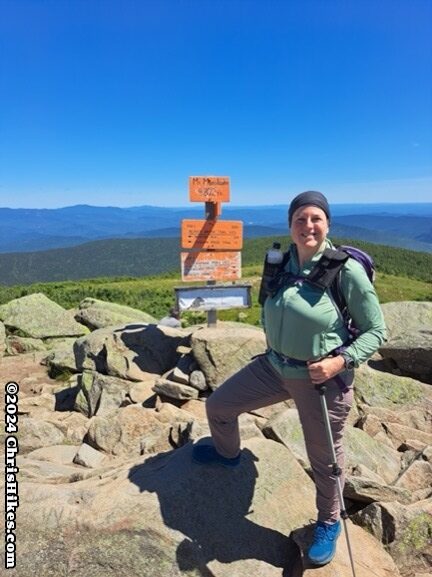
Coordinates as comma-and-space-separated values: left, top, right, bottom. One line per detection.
181, 219, 243, 250
189, 176, 230, 202
181, 251, 241, 281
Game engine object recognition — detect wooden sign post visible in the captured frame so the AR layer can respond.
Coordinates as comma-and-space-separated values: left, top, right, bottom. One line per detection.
180, 176, 244, 327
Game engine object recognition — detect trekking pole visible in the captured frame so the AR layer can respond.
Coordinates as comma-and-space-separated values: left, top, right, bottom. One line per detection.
316, 384, 357, 577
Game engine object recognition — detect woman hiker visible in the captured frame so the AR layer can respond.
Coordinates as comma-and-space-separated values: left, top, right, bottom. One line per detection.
192, 190, 387, 566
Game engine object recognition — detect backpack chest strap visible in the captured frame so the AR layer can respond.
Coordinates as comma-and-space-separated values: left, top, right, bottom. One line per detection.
306, 248, 349, 290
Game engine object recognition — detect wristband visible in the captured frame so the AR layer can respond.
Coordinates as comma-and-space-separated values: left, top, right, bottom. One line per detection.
341, 353, 355, 370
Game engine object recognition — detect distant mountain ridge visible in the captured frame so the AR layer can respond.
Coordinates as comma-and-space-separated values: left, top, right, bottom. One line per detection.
1, 203, 431, 253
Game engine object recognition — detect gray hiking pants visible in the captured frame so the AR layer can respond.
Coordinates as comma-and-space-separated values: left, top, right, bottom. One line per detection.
205, 353, 354, 524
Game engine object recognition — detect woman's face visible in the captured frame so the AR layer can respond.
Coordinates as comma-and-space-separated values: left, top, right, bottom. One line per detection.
290, 205, 329, 252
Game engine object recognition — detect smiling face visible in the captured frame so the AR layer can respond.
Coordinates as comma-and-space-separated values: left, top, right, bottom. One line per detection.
290, 205, 329, 259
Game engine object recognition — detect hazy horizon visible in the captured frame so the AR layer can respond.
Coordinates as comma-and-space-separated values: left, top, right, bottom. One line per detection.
1, 201, 432, 211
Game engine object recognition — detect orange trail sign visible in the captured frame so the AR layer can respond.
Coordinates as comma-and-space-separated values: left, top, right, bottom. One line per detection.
189, 176, 230, 203
181, 251, 241, 282
181, 219, 243, 250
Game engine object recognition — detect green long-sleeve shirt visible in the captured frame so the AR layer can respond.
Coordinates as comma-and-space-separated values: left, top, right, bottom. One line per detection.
262, 239, 387, 378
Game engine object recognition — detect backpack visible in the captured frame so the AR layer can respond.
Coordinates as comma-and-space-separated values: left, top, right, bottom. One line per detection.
259, 244, 376, 334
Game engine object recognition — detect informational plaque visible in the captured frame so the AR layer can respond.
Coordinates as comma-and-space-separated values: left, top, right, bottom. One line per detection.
189, 176, 230, 203
175, 284, 251, 311
181, 251, 241, 281
181, 219, 243, 250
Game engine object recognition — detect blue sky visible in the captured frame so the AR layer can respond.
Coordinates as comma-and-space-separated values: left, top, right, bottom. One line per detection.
0, 0, 431, 208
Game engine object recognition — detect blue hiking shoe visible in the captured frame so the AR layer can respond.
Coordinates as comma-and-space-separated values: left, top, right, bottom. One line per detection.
192, 444, 241, 468
307, 520, 341, 566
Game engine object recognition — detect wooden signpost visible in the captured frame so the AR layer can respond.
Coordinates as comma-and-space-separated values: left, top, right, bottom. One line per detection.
179, 176, 249, 327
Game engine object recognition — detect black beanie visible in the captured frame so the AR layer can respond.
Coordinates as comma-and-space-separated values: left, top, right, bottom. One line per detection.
288, 191, 331, 226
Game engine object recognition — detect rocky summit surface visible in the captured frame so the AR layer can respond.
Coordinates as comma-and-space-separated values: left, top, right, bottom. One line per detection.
0, 295, 431, 577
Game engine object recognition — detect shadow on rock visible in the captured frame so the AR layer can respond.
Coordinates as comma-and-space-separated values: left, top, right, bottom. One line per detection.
120, 323, 186, 374
128, 439, 300, 576
54, 384, 80, 411
367, 357, 399, 375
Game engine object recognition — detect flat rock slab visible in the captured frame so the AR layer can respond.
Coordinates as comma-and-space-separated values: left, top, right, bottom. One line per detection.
153, 378, 199, 400
17, 455, 91, 484
128, 380, 157, 404
0, 293, 87, 338
263, 407, 402, 484
355, 363, 431, 410
75, 297, 157, 330
25, 445, 79, 465
345, 475, 412, 505
19, 418, 66, 451
381, 301, 432, 339
191, 324, 266, 389
380, 301, 432, 382
380, 333, 432, 383
73, 443, 106, 468
16, 438, 316, 577
14, 436, 405, 577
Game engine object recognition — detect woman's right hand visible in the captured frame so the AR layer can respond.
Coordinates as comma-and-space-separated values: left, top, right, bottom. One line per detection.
307, 356, 345, 385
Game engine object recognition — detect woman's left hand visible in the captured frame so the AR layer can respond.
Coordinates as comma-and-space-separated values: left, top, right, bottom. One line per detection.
307, 356, 345, 385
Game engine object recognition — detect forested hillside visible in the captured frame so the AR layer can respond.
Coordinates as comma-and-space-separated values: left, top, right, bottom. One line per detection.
0, 235, 431, 286
0, 238, 180, 285
0, 237, 430, 328
242, 235, 432, 283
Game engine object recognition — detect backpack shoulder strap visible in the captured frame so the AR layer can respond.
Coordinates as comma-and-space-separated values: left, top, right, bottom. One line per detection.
329, 266, 347, 316
280, 250, 291, 271
306, 248, 349, 290
329, 245, 376, 324
258, 249, 291, 306
264, 250, 291, 296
